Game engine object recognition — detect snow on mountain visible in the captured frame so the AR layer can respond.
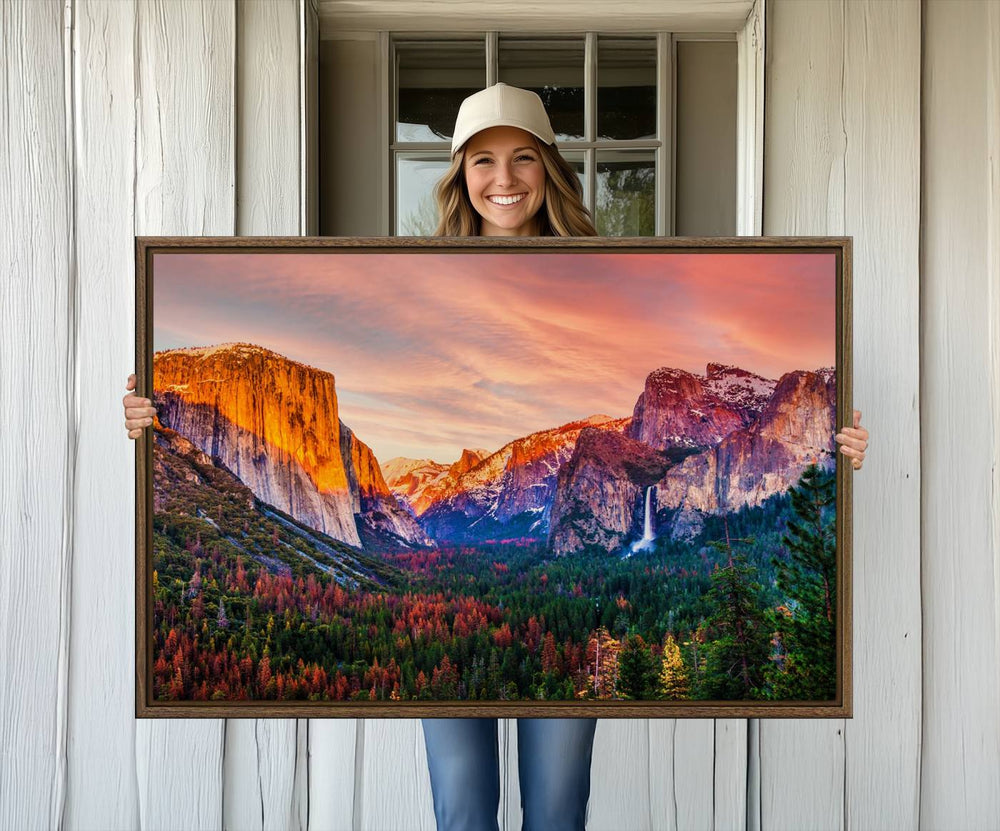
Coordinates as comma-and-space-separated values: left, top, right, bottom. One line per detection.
627, 364, 778, 451
417, 415, 629, 542
383, 449, 492, 516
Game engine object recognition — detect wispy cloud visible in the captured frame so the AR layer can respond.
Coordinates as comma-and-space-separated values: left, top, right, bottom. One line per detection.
153, 251, 836, 463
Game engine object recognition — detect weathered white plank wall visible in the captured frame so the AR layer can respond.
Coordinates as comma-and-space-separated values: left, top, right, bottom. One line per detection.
764, 4, 850, 824
0, 2, 72, 830
237, 0, 301, 238
763, 2, 922, 830
132, 0, 233, 827
4, 0, 1000, 829
839, 4, 923, 826
65, 2, 140, 829
920, 0, 1000, 826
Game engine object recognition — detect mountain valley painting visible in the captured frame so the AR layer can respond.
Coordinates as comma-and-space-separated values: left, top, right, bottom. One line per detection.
139, 240, 850, 716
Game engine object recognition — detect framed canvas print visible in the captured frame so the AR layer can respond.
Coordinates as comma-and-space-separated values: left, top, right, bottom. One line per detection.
135, 236, 853, 718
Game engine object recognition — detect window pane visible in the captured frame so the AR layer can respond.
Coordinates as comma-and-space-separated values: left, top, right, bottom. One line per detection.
559, 150, 588, 207
396, 154, 450, 235
395, 151, 589, 235
597, 38, 657, 141
396, 41, 486, 143
498, 38, 585, 141
675, 41, 737, 235
595, 151, 655, 236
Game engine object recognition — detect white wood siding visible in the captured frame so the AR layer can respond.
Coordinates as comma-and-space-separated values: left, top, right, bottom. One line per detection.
66, 2, 139, 829
0, 3, 72, 831
764, 1, 922, 827
132, 1, 234, 826
920, 0, 1000, 826
2, 1, 998, 829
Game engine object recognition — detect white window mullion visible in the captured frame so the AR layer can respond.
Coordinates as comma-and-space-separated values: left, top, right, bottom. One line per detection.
584, 32, 597, 221
669, 33, 678, 236
736, 0, 765, 236
656, 31, 672, 237
381, 32, 392, 235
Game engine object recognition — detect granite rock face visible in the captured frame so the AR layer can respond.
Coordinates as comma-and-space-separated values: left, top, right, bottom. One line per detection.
653, 368, 837, 517
551, 367, 836, 554
416, 416, 631, 543
153, 343, 427, 549
548, 427, 673, 556
627, 363, 777, 451
340, 421, 432, 546
382, 449, 490, 517
153, 344, 837, 556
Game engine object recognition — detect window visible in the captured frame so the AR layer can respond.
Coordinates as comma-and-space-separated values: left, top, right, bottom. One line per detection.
316, 32, 739, 237
391, 33, 735, 237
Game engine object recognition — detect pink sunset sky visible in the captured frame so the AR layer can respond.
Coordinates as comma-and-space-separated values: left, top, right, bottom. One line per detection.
153, 251, 836, 465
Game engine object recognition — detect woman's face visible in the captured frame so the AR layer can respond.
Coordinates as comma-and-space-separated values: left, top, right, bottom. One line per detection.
462, 126, 546, 236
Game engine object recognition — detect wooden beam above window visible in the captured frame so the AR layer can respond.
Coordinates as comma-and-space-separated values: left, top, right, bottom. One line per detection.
317, 0, 754, 37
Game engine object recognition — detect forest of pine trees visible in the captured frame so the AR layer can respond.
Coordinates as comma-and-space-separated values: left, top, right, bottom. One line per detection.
151, 459, 839, 703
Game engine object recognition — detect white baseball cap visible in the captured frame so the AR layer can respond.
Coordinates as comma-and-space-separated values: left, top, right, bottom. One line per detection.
450, 83, 556, 157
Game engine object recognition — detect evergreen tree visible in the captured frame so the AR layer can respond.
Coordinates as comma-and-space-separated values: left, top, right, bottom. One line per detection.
700, 520, 770, 699
765, 463, 837, 700
486, 649, 501, 699
684, 620, 708, 697
658, 633, 689, 700
617, 633, 658, 699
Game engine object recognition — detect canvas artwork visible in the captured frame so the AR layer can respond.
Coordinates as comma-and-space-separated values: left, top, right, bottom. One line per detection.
135, 237, 852, 718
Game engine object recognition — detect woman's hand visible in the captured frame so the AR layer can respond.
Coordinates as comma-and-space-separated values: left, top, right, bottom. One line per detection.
123, 373, 158, 440
835, 409, 869, 470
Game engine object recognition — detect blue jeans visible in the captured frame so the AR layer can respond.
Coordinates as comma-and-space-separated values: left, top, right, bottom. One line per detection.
421, 718, 598, 831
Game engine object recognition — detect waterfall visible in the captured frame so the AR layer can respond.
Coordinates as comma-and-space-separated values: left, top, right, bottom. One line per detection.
642, 485, 653, 541
629, 485, 657, 555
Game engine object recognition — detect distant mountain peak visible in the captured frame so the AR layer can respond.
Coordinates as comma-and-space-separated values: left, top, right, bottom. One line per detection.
155, 342, 330, 377
643, 366, 697, 386
706, 362, 752, 377
628, 363, 777, 451
156, 341, 270, 358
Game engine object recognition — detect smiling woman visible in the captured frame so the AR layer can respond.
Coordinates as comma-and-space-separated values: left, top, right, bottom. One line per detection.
431, 82, 597, 238
463, 127, 547, 235
418, 82, 601, 831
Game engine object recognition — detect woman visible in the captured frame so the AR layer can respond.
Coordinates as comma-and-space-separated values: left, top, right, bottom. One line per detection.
417, 83, 602, 831
122, 83, 870, 831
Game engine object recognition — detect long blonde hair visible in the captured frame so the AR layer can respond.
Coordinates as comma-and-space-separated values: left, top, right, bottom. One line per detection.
432, 139, 597, 237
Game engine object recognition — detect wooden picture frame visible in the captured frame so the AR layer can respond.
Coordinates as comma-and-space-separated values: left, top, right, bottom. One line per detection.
135, 236, 852, 718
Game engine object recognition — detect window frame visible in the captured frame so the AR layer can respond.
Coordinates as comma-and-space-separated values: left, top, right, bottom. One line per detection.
389, 31, 694, 237
373, 6, 764, 239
